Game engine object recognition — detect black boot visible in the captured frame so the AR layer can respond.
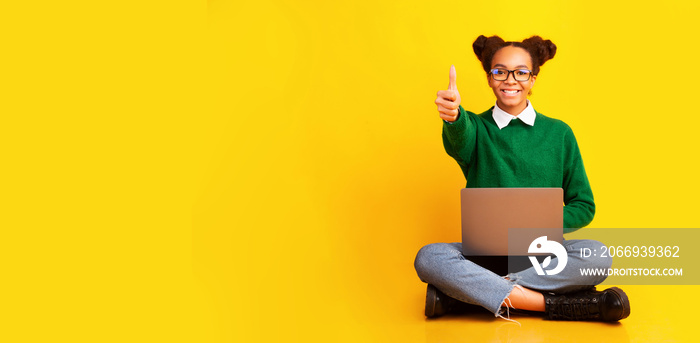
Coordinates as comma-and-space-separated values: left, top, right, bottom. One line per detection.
425, 284, 460, 318
544, 287, 631, 322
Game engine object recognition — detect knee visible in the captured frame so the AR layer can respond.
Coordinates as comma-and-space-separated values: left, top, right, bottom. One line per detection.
414, 243, 455, 279
570, 240, 612, 279
586, 240, 613, 270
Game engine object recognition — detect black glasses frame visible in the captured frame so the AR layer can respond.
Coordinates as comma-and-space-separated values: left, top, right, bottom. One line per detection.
489, 68, 534, 81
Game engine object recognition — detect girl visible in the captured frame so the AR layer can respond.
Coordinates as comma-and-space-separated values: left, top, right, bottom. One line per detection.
414, 35, 630, 322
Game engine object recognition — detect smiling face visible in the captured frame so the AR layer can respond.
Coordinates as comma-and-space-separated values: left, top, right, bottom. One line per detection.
487, 46, 537, 115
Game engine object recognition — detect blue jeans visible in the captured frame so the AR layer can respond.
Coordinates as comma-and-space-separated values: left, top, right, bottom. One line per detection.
414, 240, 612, 315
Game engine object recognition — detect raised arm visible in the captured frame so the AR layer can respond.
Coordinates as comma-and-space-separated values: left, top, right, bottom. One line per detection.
435, 66, 477, 169
435, 65, 461, 123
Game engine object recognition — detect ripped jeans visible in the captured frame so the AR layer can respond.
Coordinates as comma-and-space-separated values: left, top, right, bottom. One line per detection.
414, 240, 612, 315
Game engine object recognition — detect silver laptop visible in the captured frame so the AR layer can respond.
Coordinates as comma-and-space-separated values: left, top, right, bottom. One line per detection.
461, 188, 564, 256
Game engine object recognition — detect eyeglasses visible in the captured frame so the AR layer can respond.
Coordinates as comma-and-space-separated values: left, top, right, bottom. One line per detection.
489, 68, 533, 81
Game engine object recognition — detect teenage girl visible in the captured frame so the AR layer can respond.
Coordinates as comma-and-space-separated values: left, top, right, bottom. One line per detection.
414, 35, 630, 322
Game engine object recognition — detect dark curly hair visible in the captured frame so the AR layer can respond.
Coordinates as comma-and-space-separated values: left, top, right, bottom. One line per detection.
472, 35, 557, 76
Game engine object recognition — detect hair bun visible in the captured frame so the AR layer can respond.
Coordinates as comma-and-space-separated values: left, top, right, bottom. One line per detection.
472, 35, 489, 59
523, 36, 557, 67
472, 35, 506, 71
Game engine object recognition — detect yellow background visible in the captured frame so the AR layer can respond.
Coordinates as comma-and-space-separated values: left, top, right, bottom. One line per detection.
3, 0, 700, 342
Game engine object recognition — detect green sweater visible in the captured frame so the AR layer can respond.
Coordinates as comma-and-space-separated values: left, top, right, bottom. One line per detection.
443, 106, 595, 232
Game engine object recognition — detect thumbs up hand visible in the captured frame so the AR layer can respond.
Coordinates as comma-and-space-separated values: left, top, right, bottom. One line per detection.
435, 65, 461, 122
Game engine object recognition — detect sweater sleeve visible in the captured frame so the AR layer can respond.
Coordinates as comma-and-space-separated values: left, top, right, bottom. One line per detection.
442, 105, 477, 171
562, 127, 595, 232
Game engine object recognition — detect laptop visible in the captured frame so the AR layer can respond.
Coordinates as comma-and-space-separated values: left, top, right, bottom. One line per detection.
461, 188, 564, 257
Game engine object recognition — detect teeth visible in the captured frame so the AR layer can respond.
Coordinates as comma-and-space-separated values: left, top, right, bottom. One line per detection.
503, 90, 519, 94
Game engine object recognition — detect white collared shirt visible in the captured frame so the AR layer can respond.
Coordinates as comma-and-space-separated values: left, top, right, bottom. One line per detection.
492, 101, 536, 130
